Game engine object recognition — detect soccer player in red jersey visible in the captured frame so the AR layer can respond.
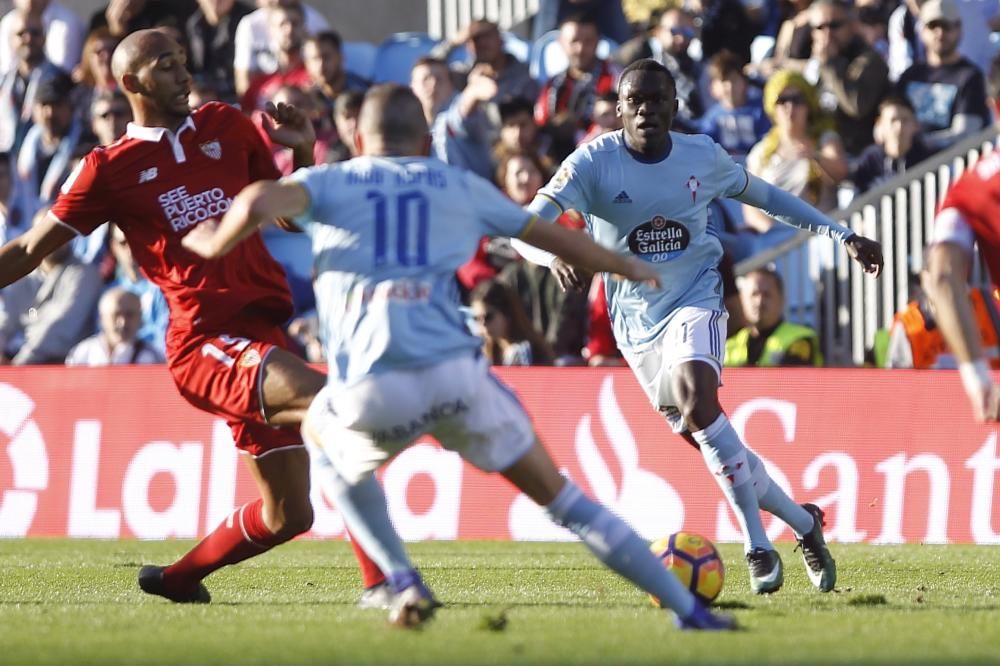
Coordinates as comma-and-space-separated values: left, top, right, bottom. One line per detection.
927, 55, 1000, 423
0, 29, 386, 603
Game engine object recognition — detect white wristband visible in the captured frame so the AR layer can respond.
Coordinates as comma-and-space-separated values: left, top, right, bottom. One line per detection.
959, 359, 992, 395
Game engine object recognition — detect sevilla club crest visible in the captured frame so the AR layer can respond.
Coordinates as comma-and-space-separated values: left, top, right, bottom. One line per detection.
200, 140, 222, 160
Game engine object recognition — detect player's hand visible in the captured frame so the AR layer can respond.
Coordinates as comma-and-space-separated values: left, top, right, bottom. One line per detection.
611, 257, 662, 289
550, 257, 592, 292
262, 101, 316, 153
965, 381, 1000, 422
181, 219, 221, 259
845, 234, 883, 277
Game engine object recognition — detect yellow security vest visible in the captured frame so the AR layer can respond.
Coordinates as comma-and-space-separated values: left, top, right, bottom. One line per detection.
725, 321, 822, 367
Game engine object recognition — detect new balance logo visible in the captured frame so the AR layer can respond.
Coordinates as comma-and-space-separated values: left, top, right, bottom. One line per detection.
138, 167, 158, 184
613, 190, 632, 204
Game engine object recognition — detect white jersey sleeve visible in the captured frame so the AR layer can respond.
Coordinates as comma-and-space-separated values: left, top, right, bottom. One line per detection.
527, 147, 595, 222
463, 171, 534, 238
932, 207, 976, 255
286, 164, 337, 233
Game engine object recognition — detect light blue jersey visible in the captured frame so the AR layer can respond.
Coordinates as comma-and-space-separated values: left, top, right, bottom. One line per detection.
289, 156, 532, 385
528, 130, 749, 352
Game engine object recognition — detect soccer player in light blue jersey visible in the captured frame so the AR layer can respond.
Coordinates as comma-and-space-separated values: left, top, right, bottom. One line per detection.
513, 59, 884, 594
181, 83, 738, 631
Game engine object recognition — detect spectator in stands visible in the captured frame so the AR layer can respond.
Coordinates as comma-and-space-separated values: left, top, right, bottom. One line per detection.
185, 0, 253, 103
0, 207, 103, 365
71, 28, 119, 116
89, 89, 131, 147
897, 0, 992, 153
65, 287, 164, 366
304, 31, 369, 126
107, 224, 168, 354
888, 0, 925, 82
698, 50, 771, 161
949, 0, 1000, 76
724, 267, 822, 367
16, 71, 83, 217
749, 0, 814, 78
243, 2, 310, 110
0, 0, 84, 74
411, 56, 496, 180
88, 0, 196, 38
470, 278, 556, 366
744, 71, 847, 234
856, 0, 891, 58
535, 13, 619, 135
494, 151, 588, 364
433, 19, 538, 104
850, 95, 933, 193
579, 90, 622, 143
810, 0, 890, 156
188, 75, 221, 108
495, 96, 551, 165
885, 262, 1000, 369
0, 154, 27, 245
532, 0, 633, 44
327, 89, 363, 162
233, 0, 329, 97
698, 0, 756, 64
0, 9, 63, 154
615, 7, 704, 123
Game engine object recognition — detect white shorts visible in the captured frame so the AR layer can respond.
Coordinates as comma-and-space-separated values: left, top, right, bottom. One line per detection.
621, 306, 727, 433
303, 353, 536, 484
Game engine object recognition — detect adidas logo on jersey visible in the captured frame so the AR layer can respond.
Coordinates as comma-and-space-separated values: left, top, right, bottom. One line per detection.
613, 190, 632, 204
138, 167, 158, 184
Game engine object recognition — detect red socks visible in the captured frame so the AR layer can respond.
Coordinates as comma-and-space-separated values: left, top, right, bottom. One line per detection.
163, 499, 288, 591
347, 529, 386, 589
161, 499, 387, 593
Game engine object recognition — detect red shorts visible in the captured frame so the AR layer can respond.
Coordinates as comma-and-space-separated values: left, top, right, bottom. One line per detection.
168, 319, 303, 457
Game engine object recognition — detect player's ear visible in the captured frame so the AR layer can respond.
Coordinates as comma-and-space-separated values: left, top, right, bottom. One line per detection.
616, 100, 622, 117
119, 72, 141, 95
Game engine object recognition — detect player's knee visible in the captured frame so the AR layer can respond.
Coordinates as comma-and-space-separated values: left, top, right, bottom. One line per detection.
276, 502, 314, 538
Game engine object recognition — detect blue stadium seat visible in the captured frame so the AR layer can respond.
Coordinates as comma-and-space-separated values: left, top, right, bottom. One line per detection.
529, 30, 618, 82
343, 41, 377, 82
373, 32, 438, 84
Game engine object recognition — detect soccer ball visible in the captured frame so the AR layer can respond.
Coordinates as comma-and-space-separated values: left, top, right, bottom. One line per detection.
648, 532, 725, 606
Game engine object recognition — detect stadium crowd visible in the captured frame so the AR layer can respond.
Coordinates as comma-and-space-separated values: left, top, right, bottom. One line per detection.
0, 0, 997, 370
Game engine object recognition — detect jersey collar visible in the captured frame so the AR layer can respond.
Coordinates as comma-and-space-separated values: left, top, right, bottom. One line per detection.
126, 116, 196, 164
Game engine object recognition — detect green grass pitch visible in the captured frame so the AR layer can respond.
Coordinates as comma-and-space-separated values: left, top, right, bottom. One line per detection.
2, 540, 999, 665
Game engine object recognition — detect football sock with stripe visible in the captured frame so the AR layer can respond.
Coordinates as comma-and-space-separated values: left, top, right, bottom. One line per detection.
163, 498, 293, 591
693, 414, 773, 553
743, 448, 815, 537
545, 480, 697, 619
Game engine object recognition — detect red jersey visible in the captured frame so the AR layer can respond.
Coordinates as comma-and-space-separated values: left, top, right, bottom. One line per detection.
938, 148, 1000, 287
50, 102, 294, 354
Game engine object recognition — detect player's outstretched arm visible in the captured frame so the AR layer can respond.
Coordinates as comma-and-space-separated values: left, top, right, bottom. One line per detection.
925, 241, 1000, 421
182, 181, 310, 259
733, 174, 884, 276
0, 213, 77, 288
519, 216, 661, 288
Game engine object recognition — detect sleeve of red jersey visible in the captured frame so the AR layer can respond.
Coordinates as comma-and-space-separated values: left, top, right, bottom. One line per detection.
49, 150, 111, 236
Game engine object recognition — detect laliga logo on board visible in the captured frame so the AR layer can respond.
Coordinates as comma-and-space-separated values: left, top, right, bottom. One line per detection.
509, 375, 684, 540
0, 384, 49, 536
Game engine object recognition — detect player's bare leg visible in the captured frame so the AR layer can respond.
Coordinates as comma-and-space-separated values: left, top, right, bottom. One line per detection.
258, 349, 389, 596
139, 350, 386, 603
672, 360, 783, 594
501, 441, 735, 630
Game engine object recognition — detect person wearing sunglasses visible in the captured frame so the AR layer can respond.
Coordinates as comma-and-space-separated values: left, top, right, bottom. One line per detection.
744, 70, 848, 239
810, 0, 890, 156
896, 0, 992, 153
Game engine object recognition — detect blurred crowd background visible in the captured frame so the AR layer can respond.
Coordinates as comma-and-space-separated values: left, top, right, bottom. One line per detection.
1, 0, 998, 371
